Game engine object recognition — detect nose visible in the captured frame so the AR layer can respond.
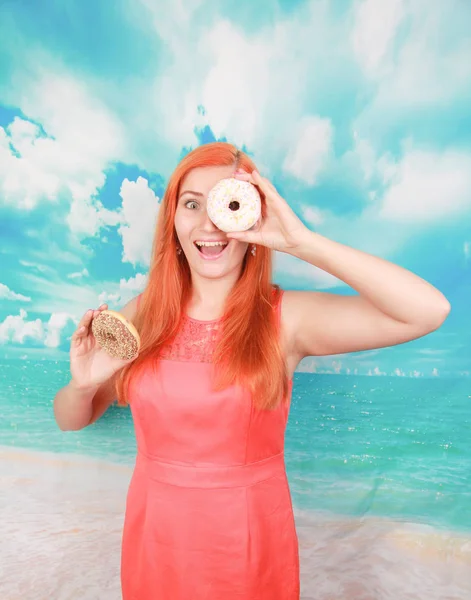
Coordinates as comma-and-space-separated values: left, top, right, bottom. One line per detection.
200, 206, 221, 232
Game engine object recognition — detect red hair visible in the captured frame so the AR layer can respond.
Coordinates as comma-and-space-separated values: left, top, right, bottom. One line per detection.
116, 142, 289, 410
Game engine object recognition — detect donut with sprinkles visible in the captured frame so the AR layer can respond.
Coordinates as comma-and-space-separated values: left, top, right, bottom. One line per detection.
91, 310, 140, 361
207, 178, 261, 232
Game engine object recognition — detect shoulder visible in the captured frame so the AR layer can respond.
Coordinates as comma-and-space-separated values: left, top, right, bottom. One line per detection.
119, 294, 141, 323
276, 289, 322, 375
278, 290, 298, 339
278, 289, 326, 345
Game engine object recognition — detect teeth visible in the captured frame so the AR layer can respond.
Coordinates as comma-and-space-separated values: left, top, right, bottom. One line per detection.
195, 241, 227, 247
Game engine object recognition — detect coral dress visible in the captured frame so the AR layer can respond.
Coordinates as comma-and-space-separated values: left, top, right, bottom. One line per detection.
121, 291, 299, 599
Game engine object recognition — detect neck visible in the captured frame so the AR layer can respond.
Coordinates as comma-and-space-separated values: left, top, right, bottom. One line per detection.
187, 269, 241, 320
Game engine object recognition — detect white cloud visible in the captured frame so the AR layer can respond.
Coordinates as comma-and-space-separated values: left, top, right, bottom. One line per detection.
140, 13, 285, 154
368, 366, 386, 376
19, 260, 54, 274
342, 133, 471, 227
200, 21, 273, 151
353, 0, 471, 137
139, 0, 203, 55
21, 73, 125, 162
332, 360, 342, 374
17, 273, 106, 316
68, 268, 89, 280
385, 0, 471, 107
0, 120, 61, 209
0, 308, 76, 348
282, 116, 333, 186
301, 206, 325, 228
281, 139, 470, 283
28, 237, 89, 267
98, 273, 148, 309
134, 0, 345, 176
296, 360, 435, 378
343, 131, 397, 189
0, 309, 44, 344
273, 252, 344, 290
67, 192, 123, 238
0, 70, 125, 210
0, 283, 31, 302
118, 177, 160, 266
352, 0, 405, 78
44, 312, 77, 348
380, 148, 471, 222
297, 357, 318, 373
347, 132, 377, 184
346, 368, 359, 375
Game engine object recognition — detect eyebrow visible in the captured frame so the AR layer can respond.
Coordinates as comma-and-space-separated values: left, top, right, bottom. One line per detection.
179, 190, 205, 199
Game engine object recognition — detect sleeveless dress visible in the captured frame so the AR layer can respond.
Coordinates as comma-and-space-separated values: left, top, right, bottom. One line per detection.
121, 290, 300, 599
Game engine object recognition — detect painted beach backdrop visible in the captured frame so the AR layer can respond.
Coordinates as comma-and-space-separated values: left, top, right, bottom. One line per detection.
1, 0, 470, 598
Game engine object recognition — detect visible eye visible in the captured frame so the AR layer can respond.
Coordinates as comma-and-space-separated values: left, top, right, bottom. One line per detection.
185, 200, 199, 210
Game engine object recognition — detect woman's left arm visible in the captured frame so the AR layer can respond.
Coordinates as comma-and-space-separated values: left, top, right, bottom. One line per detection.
229, 170, 451, 358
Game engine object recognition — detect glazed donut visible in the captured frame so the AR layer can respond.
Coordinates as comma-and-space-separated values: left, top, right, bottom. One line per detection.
207, 177, 261, 232
91, 310, 140, 361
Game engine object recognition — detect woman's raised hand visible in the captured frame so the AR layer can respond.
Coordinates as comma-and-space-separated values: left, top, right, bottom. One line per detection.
69, 304, 136, 391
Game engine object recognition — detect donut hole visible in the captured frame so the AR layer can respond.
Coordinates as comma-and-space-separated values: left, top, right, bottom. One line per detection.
228, 200, 240, 211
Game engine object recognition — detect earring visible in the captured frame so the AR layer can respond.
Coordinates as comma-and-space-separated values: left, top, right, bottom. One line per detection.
251, 245, 256, 256
177, 246, 182, 255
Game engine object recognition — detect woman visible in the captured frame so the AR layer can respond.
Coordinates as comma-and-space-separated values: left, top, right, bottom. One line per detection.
53, 142, 450, 599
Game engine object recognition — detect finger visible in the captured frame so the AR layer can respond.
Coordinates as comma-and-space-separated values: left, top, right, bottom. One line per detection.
252, 170, 278, 195
234, 170, 278, 202
233, 171, 255, 184
226, 230, 261, 245
119, 355, 138, 367
88, 304, 107, 322
93, 304, 106, 317
76, 309, 94, 331
71, 325, 87, 344
251, 216, 262, 231
233, 172, 268, 204
71, 305, 107, 346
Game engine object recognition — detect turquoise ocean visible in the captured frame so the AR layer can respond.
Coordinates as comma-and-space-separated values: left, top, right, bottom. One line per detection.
2, 357, 470, 533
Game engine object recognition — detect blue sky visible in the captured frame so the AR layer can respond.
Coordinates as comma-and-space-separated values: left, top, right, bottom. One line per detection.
0, 0, 470, 378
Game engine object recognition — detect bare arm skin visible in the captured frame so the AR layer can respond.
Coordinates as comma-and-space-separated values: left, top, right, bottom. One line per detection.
53, 296, 139, 431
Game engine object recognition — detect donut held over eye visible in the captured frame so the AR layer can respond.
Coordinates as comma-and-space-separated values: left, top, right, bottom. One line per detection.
207, 177, 261, 232
91, 310, 140, 361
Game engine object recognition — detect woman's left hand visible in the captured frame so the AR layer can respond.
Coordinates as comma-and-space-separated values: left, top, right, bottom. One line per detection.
227, 169, 309, 253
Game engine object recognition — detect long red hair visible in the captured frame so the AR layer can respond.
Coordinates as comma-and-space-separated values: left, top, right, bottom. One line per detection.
116, 142, 289, 410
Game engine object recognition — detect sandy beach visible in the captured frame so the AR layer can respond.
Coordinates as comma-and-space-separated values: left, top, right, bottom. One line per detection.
1, 446, 470, 600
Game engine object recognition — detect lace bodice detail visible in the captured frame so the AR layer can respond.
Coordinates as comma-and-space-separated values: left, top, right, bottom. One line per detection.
159, 316, 221, 363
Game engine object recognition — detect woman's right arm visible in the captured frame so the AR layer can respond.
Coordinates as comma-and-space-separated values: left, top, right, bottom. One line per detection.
53, 296, 140, 431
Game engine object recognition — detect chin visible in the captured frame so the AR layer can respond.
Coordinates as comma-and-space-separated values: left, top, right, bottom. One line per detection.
190, 262, 243, 280
182, 242, 247, 280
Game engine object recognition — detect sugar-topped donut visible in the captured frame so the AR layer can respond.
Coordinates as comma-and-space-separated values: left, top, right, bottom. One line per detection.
91, 310, 140, 361
207, 178, 261, 232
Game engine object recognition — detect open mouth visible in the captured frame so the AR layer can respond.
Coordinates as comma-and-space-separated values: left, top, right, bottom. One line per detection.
194, 240, 229, 259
